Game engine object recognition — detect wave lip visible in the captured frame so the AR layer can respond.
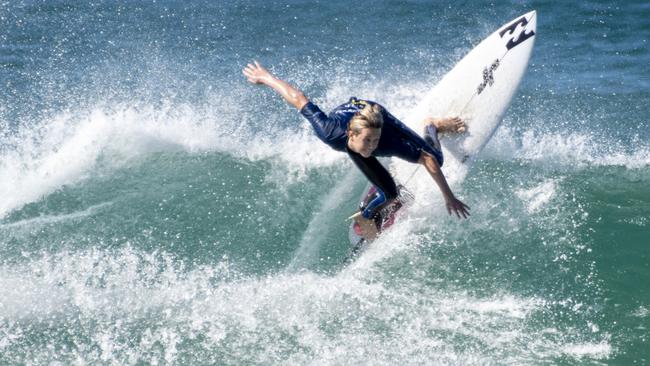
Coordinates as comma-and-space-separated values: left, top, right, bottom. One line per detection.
1, 111, 110, 218
0, 103, 344, 219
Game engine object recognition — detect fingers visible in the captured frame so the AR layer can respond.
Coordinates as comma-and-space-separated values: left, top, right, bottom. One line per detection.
242, 65, 255, 77
245, 61, 263, 72
243, 61, 266, 84
453, 206, 467, 219
457, 200, 470, 219
459, 204, 470, 219
447, 201, 459, 218
447, 199, 471, 219
243, 70, 256, 84
243, 61, 261, 74
244, 63, 257, 74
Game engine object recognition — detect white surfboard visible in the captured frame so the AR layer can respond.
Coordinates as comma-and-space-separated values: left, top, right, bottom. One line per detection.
411, 10, 537, 165
348, 11, 537, 248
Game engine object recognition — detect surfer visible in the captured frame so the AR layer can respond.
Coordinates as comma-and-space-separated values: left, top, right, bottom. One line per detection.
243, 61, 470, 239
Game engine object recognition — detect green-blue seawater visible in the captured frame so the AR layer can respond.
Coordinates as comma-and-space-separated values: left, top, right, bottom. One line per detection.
1, 1, 648, 364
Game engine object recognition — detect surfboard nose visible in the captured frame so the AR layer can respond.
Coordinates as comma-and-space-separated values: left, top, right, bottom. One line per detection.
526, 10, 537, 30
525, 10, 537, 23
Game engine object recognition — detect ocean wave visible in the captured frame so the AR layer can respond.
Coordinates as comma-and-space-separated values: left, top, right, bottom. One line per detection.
0, 102, 344, 218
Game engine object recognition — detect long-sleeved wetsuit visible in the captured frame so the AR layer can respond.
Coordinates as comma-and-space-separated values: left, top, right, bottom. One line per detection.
300, 97, 443, 220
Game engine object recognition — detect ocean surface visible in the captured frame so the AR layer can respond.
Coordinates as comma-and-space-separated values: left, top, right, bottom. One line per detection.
1, 1, 649, 364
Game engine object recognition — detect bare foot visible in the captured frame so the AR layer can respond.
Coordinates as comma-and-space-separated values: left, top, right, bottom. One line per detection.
422, 117, 466, 133
348, 212, 379, 240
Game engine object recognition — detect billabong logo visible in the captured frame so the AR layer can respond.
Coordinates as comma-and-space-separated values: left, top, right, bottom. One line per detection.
499, 15, 535, 50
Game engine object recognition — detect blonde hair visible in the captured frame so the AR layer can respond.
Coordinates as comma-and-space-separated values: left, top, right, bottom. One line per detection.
348, 104, 384, 135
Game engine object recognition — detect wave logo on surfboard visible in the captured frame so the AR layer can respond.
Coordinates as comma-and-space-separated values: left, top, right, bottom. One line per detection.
499, 15, 536, 50
477, 15, 536, 95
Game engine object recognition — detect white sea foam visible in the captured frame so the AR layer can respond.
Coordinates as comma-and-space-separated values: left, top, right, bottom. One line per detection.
288, 170, 360, 270
0, 201, 112, 229
563, 341, 613, 360
515, 179, 559, 214
0, 102, 343, 218
0, 72, 434, 221
8, 73, 645, 222
486, 126, 650, 169
0, 247, 612, 364
631, 306, 649, 318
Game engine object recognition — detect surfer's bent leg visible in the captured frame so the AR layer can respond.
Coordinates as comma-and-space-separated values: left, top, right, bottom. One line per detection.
347, 150, 398, 219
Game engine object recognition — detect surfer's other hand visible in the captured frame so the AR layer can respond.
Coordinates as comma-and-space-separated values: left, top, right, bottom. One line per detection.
243, 61, 272, 85
446, 197, 470, 219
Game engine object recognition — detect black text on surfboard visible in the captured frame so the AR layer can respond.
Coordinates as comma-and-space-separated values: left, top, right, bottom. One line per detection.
477, 59, 500, 95
499, 15, 535, 50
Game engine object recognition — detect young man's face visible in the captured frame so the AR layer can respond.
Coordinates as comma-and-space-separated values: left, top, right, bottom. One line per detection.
348, 128, 381, 158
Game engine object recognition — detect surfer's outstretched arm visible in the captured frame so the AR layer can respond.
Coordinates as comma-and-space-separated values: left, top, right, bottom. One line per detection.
419, 152, 470, 219
243, 61, 309, 110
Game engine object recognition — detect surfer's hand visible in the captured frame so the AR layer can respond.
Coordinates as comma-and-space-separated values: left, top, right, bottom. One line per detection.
349, 212, 379, 240
243, 61, 272, 85
446, 197, 470, 219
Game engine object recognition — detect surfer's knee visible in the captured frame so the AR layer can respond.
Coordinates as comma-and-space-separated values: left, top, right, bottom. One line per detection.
361, 185, 398, 220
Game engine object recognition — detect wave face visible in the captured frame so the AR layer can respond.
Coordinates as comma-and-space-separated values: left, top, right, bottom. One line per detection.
1, 1, 648, 364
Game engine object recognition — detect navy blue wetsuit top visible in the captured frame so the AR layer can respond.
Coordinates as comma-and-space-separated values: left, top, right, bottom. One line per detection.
300, 97, 443, 165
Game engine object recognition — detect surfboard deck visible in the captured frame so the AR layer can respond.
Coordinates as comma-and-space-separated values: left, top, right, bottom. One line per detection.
412, 10, 537, 166
347, 11, 537, 251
